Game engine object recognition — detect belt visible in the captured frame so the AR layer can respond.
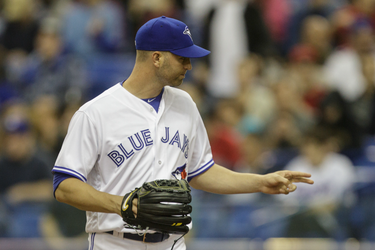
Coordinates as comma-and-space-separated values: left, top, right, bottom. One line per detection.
105, 231, 170, 243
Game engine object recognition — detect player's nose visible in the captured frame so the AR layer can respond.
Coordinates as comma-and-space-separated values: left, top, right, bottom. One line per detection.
184, 58, 192, 71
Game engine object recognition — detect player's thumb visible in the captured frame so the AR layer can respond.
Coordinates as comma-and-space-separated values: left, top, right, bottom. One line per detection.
288, 183, 297, 192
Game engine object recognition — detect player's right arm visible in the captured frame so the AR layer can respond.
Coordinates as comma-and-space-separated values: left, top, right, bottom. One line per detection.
55, 178, 123, 215
55, 177, 141, 217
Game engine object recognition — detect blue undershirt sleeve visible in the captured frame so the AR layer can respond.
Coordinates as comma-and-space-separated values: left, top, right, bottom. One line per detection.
53, 172, 81, 198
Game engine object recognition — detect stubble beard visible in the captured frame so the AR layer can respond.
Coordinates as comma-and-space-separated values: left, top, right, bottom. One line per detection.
157, 61, 184, 87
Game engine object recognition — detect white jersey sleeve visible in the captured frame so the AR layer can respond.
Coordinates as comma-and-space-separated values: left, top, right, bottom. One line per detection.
186, 106, 214, 181
53, 110, 99, 182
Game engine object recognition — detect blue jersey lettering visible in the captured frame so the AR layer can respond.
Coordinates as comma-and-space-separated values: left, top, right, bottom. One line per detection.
108, 150, 125, 167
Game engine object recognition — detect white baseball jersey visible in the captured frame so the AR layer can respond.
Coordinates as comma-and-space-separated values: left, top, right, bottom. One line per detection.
52, 83, 214, 234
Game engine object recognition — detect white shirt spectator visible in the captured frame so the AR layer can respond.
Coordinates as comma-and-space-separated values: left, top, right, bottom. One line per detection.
323, 48, 375, 102
283, 152, 356, 207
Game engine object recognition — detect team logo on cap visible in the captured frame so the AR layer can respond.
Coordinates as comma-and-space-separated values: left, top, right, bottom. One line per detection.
183, 26, 193, 41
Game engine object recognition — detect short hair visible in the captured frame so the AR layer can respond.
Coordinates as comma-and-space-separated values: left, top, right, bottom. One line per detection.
136, 50, 171, 62
136, 50, 152, 62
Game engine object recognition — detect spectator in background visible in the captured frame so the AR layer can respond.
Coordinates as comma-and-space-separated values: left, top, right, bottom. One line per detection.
284, 0, 334, 57
202, 0, 276, 98
21, 16, 87, 108
222, 132, 276, 219
205, 98, 244, 170
264, 110, 304, 150
255, 0, 292, 53
330, 0, 375, 48
288, 0, 345, 14
61, 0, 126, 56
280, 126, 356, 238
29, 95, 61, 165
40, 102, 86, 242
324, 19, 375, 103
0, 101, 52, 238
288, 44, 328, 116
354, 49, 375, 136
41, 199, 87, 242
124, 0, 185, 51
185, 60, 215, 117
324, 19, 375, 138
0, 0, 40, 92
237, 133, 275, 175
0, 48, 19, 106
317, 91, 363, 151
236, 54, 277, 135
297, 15, 332, 64
0, 0, 39, 54
265, 74, 314, 149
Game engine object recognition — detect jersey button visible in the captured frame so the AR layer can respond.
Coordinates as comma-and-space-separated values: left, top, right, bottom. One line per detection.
149, 107, 153, 112
158, 160, 162, 165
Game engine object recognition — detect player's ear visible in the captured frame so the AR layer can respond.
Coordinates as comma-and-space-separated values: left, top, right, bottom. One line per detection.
152, 51, 163, 68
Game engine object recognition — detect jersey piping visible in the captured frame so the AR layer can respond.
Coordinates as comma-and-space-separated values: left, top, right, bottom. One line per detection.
53, 166, 87, 182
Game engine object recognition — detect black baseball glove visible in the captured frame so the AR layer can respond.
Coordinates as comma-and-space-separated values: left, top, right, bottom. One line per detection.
121, 179, 192, 234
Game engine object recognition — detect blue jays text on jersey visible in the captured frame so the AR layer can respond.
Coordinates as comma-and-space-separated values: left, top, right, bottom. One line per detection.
108, 127, 189, 167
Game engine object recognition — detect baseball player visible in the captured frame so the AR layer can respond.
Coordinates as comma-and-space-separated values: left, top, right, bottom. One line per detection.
52, 16, 314, 250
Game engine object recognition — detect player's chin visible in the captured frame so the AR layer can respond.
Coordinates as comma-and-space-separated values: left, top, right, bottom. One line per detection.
170, 79, 184, 87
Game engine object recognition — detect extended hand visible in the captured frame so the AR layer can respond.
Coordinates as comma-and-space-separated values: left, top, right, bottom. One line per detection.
259, 171, 314, 195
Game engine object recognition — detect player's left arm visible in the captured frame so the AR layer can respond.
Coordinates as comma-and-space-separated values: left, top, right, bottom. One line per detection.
189, 164, 314, 195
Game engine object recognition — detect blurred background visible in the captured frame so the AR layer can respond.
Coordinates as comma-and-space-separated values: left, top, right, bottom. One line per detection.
1, 0, 375, 249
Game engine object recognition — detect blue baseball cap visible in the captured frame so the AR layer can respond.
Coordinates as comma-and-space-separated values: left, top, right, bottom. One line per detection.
135, 16, 210, 58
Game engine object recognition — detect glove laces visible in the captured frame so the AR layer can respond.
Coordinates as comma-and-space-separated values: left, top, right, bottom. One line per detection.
170, 232, 187, 250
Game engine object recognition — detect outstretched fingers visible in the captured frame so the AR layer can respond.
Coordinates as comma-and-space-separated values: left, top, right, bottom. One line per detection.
291, 177, 314, 184
260, 171, 313, 195
273, 171, 314, 194
282, 171, 314, 185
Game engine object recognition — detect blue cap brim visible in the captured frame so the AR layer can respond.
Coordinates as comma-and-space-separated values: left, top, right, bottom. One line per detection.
170, 44, 210, 58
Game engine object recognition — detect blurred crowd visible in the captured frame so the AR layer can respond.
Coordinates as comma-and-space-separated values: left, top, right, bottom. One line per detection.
1, 0, 375, 245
